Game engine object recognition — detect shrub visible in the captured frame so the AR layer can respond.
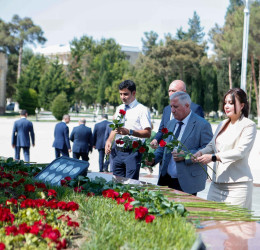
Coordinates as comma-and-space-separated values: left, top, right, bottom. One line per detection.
51, 92, 70, 120
17, 88, 38, 115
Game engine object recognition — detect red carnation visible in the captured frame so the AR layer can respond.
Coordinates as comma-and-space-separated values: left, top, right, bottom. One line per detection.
145, 215, 155, 223
124, 202, 133, 211
0, 242, 5, 250
60, 180, 66, 186
135, 206, 149, 220
122, 192, 131, 200
116, 197, 126, 204
24, 184, 35, 192
159, 140, 167, 147
116, 139, 124, 145
161, 128, 169, 134
87, 192, 95, 197
119, 109, 126, 115
47, 189, 57, 197
64, 176, 72, 181
138, 146, 146, 153
132, 141, 139, 148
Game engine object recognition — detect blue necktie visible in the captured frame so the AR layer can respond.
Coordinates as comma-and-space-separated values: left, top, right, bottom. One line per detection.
125, 104, 130, 111
173, 121, 184, 140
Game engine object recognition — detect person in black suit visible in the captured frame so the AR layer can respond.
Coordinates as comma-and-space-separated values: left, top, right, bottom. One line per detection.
70, 118, 93, 161
11, 110, 35, 162
52, 114, 71, 158
93, 114, 111, 172
150, 80, 204, 149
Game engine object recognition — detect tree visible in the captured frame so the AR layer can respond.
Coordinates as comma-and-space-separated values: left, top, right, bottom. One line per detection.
141, 31, 159, 55
51, 92, 70, 120
187, 11, 205, 43
18, 55, 46, 94
10, 15, 46, 81
16, 88, 38, 115
39, 59, 73, 110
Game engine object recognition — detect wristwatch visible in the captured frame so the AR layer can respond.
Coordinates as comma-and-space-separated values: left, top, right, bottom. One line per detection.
212, 154, 217, 162
129, 129, 134, 136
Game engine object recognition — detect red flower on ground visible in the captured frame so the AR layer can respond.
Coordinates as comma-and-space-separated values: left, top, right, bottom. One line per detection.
74, 187, 83, 193
60, 180, 66, 186
64, 176, 72, 181
145, 215, 155, 223
0, 242, 5, 250
135, 206, 149, 220
18, 195, 26, 200
6, 198, 17, 206
67, 221, 79, 228
47, 189, 57, 197
102, 189, 119, 200
24, 184, 35, 192
159, 140, 167, 147
128, 197, 135, 203
161, 128, 169, 134
116, 198, 126, 204
138, 146, 146, 153
119, 109, 126, 115
124, 202, 133, 211
122, 192, 131, 200
132, 141, 139, 148
87, 192, 95, 197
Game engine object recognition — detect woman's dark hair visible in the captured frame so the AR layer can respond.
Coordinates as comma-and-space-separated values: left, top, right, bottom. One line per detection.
118, 80, 136, 92
222, 88, 249, 118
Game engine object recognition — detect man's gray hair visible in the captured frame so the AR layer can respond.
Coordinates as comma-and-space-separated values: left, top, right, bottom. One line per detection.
63, 114, 70, 120
79, 118, 86, 124
170, 91, 191, 106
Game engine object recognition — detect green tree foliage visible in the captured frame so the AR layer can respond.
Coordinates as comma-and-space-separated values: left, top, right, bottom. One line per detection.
18, 55, 47, 93
69, 36, 130, 107
134, 36, 206, 112
51, 92, 70, 121
176, 12, 205, 44
17, 88, 38, 115
141, 31, 159, 55
39, 59, 73, 110
226, 0, 244, 15
10, 15, 46, 81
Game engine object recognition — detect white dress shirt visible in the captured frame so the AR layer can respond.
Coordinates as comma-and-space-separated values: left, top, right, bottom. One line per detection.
114, 99, 151, 143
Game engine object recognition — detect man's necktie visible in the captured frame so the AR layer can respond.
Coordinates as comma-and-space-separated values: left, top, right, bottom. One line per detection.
173, 121, 184, 140
161, 121, 184, 176
125, 104, 130, 111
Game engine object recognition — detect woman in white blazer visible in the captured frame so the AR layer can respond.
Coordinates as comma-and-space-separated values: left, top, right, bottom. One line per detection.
194, 88, 256, 210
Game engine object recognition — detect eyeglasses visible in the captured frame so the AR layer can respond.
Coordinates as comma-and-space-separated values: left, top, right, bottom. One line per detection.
168, 89, 176, 93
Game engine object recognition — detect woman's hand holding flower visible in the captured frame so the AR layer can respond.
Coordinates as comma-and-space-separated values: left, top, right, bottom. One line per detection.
196, 154, 212, 165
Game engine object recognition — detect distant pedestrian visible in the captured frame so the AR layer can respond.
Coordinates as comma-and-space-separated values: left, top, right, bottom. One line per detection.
70, 118, 93, 161
11, 110, 35, 162
52, 114, 71, 158
93, 114, 111, 172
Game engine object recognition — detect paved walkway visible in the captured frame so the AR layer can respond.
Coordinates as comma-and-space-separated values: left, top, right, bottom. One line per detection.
0, 115, 259, 215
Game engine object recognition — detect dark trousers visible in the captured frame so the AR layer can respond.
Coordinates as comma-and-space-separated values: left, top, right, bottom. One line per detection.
15, 146, 30, 162
55, 148, 69, 158
98, 149, 109, 172
73, 152, 89, 161
113, 149, 142, 180
158, 173, 197, 196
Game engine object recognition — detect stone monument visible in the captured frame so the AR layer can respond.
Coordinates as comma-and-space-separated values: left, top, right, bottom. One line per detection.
0, 53, 8, 115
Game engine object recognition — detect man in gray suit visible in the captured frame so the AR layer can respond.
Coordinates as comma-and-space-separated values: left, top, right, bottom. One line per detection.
147, 92, 213, 195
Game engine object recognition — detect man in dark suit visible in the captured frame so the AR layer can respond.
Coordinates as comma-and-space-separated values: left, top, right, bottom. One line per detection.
151, 80, 204, 149
93, 114, 111, 172
52, 114, 71, 158
70, 118, 93, 161
12, 110, 35, 162
147, 92, 212, 195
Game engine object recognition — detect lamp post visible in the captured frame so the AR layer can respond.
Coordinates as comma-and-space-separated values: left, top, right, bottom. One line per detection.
35, 108, 39, 121
240, 0, 251, 92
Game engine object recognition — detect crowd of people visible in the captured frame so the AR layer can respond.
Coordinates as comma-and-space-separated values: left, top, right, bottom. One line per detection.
11, 79, 257, 210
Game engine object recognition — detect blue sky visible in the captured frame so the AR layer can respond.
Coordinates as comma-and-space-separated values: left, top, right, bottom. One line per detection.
0, 0, 230, 49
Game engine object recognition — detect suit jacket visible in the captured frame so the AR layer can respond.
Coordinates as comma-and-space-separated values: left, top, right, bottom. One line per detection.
154, 103, 204, 143
200, 116, 256, 183
154, 112, 213, 194
93, 120, 111, 150
70, 124, 93, 153
52, 122, 71, 150
12, 118, 35, 147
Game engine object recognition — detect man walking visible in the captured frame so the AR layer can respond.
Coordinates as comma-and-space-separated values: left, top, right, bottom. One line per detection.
105, 80, 151, 180
70, 118, 93, 161
12, 110, 35, 162
52, 114, 71, 158
147, 92, 212, 195
150, 80, 204, 149
93, 114, 111, 172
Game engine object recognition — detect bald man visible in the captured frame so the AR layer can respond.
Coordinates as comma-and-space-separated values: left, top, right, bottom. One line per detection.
150, 80, 204, 149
